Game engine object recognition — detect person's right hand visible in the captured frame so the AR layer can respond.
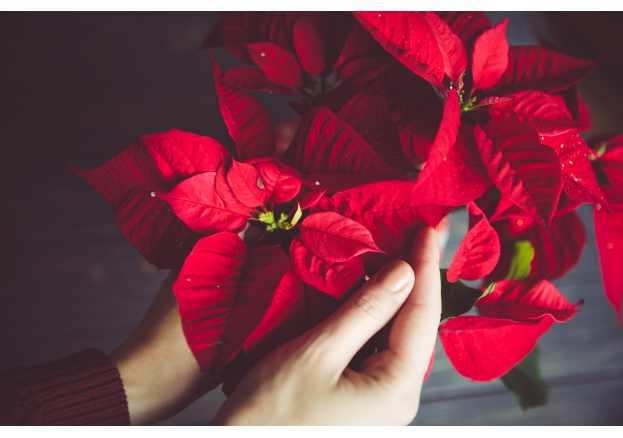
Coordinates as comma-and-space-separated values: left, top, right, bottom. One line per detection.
211, 227, 441, 425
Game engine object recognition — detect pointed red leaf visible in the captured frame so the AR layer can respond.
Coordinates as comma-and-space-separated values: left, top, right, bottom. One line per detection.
334, 23, 387, 81
478, 279, 580, 323
299, 212, 382, 263
317, 181, 452, 266
158, 172, 249, 234
244, 41, 302, 88
226, 160, 265, 208
487, 90, 578, 136
290, 239, 365, 298
174, 233, 246, 370
214, 162, 255, 216
594, 208, 623, 322
174, 234, 290, 371
541, 130, 606, 206
471, 18, 509, 91
447, 202, 501, 282
140, 129, 230, 184
292, 16, 325, 76
71, 130, 228, 269
223, 66, 297, 96
243, 282, 342, 361
353, 12, 447, 86
528, 210, 586, 280
215, 12, 294, 64
436, 11, 491, 47
490, 45, 600, 94
285, 107, 404, 192
410, 125, 492, 206
213, 59, 276, 161
243, 269, 306, 353
329, 90, 405, 170
475, 120, 563, 226
252, 158, 302, 205
439, 315, 553, 381
422, 11, 467, 83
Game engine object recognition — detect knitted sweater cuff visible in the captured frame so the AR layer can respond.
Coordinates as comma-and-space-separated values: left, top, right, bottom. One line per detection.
0, 349, 130, 425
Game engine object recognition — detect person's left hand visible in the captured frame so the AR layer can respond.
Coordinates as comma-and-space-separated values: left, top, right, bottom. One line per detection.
109, 271, 217, 425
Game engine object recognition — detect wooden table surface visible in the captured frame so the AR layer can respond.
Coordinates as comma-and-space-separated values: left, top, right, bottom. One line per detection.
0, 12, 621, 426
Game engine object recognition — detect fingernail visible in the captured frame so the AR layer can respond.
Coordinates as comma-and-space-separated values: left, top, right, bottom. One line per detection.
375, 261, 414, 293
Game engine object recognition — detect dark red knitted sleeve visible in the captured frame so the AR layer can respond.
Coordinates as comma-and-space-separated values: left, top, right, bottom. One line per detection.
0, 349, 130, 425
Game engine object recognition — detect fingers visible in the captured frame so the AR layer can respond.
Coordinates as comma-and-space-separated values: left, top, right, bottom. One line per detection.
384, 227, 441, 384
306, 260, 415, 373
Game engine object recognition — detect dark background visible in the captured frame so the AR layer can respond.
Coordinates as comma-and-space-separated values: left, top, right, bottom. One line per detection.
0, 12, 622, 425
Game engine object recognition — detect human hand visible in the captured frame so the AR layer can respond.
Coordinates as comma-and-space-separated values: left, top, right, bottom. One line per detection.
109, 271, 217, 425
211, 227, 441, 425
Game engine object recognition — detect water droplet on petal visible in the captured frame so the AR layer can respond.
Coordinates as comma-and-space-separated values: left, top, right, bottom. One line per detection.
596, 203, 602, 210
216, 285, 221, 289
560, 144, 565, 148
150, 191, 157, 198
607, 242, 614, 250
517, 219, 524, 227
260, 52, 266, 57
442, 157, 447, 161
186, 277, 191, 282
315, 181, 320, 186
569, 160, 573, 165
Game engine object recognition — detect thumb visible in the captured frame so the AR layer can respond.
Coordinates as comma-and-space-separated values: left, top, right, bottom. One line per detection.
304, 260, 415, 373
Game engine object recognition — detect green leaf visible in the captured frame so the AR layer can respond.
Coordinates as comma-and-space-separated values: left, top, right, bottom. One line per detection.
501, 345, 549, 411
440, 269, 494, 321
506, 240, 535, 280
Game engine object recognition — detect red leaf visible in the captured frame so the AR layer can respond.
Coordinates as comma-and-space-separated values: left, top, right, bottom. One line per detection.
422, 11, 467, 83
447, 202, 501, 282
436, 11, 491, 48
71, 130, 227, 269
410, 125, 492, 206
159, 172, 250, 234
487, 90, 579, 136
216, 12, 294, 64
223, 66, 297, 96
297, 185, 327, 211
174, 234, 290, 371
528, 210, 586, 280
252, 158, 302, 205
140, 129, 230, 184
318, 181, 452, 266
471, 18, 509, 91
541, 130, 606, 206
356, 61, 443, 165
353, 12, 447, 86
292, 16, 326, 76
490, 45, 600, 94
285, 107, 404, 192
244, 41, 302, 88
226, 160, 266, 208
439, 315, 553, 381
213, 59, 276, 161
243, 270, 306, 353
478, 279, 580, 323
594, 208, 623, 322
243, 282, 342, 361
290, 239, 365, 298
328, 90, 405, 170
334, 23, 387, 81
475, 120, 563, 226
299, 212, 382, 262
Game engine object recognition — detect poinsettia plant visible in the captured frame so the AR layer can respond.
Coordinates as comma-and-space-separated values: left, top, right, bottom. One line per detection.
72, 11, 623, 411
